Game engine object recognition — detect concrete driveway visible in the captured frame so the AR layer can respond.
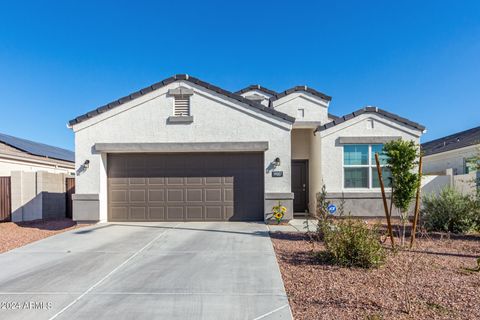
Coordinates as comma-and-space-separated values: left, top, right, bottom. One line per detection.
0, 222, 292, 320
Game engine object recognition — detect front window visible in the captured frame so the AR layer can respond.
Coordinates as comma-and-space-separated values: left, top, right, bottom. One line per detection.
343, 144, 391, 189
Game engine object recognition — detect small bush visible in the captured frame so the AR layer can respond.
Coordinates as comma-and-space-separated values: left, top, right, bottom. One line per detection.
421, 188, 479, 233
321, 218, 386, 268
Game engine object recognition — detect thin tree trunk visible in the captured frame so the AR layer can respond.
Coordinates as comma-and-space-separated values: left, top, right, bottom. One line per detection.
401, 213, 407, 246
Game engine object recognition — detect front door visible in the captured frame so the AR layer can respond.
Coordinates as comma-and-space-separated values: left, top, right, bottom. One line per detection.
291, 160, 308, 213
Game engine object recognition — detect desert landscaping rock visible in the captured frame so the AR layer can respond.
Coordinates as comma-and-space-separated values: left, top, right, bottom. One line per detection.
271, 231, 480, 320
0, 219, 89, 254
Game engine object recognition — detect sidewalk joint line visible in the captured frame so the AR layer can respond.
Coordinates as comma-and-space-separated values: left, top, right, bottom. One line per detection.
252, 304, 290, 320
47, 223, 180, 320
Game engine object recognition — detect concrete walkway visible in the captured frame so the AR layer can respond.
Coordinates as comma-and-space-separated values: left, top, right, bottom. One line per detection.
0, 222, 292, 320
267, 219, 319, 233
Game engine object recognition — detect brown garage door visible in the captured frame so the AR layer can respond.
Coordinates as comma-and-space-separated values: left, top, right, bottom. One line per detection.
108, 153, 264, 221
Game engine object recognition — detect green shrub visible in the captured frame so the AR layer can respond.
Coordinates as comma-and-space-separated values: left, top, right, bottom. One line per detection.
321, 218, 386, 268
421, 187, 479, 233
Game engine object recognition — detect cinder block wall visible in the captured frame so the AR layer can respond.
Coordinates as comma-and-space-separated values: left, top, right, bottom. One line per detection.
37, 172, 67, 220
11, 171, 68, 222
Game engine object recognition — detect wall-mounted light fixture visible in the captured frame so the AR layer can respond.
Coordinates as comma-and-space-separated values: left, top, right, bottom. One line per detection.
83, 159, 90, 169
273, 157, 281, 167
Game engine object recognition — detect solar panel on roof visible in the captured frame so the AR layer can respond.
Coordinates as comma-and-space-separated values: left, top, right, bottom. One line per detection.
0, 132, 74, 162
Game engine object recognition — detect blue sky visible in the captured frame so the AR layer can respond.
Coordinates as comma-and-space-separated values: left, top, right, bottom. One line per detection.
0, 1, 479, 151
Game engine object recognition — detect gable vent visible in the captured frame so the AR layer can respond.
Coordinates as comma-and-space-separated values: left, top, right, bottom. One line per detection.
174, 97, 190, 116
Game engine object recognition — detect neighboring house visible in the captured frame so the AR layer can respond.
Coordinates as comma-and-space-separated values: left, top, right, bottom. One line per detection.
0, 132, 75, 176
420, 126, 479, 196
0, 133, 75, 222
68, 74, 425, 222
422, 126, 480, 175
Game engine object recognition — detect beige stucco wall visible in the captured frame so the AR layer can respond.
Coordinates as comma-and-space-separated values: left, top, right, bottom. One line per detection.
311, 113, 423, 214
72, 81, 293, 221
422, 144, 478, 175
291, 129, 312, 160
272, 92, 329, 124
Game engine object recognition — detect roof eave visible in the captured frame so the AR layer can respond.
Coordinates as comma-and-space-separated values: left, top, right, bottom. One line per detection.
314, 107, 426, 134
271, 85, 332, 103
68, 75, 295, 127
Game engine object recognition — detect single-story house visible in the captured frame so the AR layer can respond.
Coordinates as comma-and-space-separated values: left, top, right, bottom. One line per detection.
68, 74, 425, 222
422, 126, 479, 175
0, 132, 74, 176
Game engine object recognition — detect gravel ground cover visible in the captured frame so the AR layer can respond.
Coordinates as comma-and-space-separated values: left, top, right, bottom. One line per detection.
0, 219, 89, 253
271, 231, 480, 320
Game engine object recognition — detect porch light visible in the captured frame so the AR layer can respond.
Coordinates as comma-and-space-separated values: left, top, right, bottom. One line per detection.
83, 159, 90, 169
273, 157, 281, 167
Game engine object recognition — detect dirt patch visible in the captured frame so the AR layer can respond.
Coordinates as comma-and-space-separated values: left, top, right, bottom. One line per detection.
271, 232, 480, 320
0, 219, 90, 253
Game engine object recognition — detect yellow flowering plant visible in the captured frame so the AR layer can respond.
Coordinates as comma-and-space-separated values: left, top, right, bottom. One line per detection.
272, 202, 287, 224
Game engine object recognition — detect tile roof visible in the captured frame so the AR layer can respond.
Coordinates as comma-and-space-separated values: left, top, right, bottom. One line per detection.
421, 126, 480, 156
235, 85, 277, 96
69, 75, 295, 126
314, 106, 426, 133
0, 132, 74, 162
270, 85, 332, 103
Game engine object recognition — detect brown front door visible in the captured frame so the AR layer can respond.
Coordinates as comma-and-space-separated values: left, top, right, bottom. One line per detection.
292, 160, 308, 213
107, 153, 264, 221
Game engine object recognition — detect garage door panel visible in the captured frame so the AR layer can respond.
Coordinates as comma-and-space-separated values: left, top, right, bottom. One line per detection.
110, 190, 127, 203
166, 177, 184, 185
186, 206, 203, 220
205, 189, 222, 202
167, 189, 184, 202
108, 153, 264, 221
148, 177, 165, 185
129, 178, 146, 185
130, 190, 146, 202
205, 177, 222, 184
224, 189, 234, 202
110, 177, 128, 186
111, 207, 128, 220
167, 207, 184, 220
186, 189, 203, 202
149, 207, 165, 220
186, 177, 203, 185
205, 206, 222, 220
130, 207, 146, 220
148, 189, 165, 202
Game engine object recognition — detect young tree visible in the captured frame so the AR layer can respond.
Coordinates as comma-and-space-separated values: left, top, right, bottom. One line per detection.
383, 140, 421, 246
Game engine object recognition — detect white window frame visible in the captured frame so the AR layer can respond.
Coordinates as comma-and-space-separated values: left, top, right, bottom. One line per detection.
342, 144, 389, 190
